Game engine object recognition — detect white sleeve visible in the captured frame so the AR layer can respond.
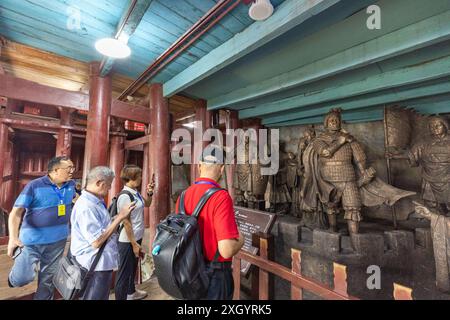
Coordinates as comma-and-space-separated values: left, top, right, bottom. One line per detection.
117, 193, 132, 213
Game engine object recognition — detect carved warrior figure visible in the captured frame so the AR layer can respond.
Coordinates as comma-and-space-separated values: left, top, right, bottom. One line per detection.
415, 202, 450, 292
286, 152, 299, 216
233, 136, 268, 209
302, 109, 415, 246
389, 116, 450, 215
268, 145, 291, 213
297, 128, 329, 228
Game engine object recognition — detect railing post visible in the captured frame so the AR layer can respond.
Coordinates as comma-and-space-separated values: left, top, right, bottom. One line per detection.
257, 232, 274, 300
333, 262, 349, 299
251, 233, 260, 299
393, 283, 413, 300
232, 256, 241, 300
291, 248, 303, 299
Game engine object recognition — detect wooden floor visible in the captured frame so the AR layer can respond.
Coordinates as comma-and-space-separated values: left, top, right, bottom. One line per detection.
0, 243, 172, 300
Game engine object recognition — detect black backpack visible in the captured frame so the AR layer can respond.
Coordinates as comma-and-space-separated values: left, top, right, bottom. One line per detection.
152, 187, 223, 300
108, 190, 134, 232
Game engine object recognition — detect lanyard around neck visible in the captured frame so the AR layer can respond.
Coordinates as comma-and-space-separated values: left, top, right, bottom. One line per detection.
51, 185, 66, 205
195, 180, 220, 188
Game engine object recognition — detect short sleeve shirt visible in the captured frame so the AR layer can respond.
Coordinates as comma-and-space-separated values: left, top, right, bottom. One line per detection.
14, 176, 75, 245
70, 190, 119, 271
176, 178, 239, 262
117, 186, 145, 242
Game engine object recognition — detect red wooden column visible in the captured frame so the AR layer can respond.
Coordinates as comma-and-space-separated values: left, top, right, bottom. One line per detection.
55, 108, 73, 157
142, 125, 150, 228
149, 83, 170, 247
190, 99, 213, 183
108, 131, 126, 202
0, 122, 9, 190
225, 110, 239, 201
82, 62, 112, 183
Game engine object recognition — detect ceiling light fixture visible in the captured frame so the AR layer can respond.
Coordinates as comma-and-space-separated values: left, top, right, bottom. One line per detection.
95, 37, 131, 59
248, 0, 274, 21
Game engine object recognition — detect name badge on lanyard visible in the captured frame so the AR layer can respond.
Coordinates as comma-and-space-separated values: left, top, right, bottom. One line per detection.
52, 185, 67, 217
58, 204, 66, 217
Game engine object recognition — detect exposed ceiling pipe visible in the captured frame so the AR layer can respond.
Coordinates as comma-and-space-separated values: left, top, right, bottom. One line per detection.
117, 0, 240, 101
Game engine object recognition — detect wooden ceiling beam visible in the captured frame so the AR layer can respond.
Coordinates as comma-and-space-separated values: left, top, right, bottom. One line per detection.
100, 0, 154, 77
124, 134, 150, 149
0, 73, 151, 123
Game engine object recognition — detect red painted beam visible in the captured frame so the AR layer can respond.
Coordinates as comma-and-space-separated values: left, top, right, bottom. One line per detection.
111, 99, 151, 123
0, 117, 86, 133
0, 73, 88, 110
0, 74, 150, 123
124, 134, 150, 149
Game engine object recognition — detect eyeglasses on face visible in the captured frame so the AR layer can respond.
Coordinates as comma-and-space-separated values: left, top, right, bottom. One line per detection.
57, 166, 75, 173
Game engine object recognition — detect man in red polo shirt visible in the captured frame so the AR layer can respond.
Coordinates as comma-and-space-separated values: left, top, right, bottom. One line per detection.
176, 153, 244, 300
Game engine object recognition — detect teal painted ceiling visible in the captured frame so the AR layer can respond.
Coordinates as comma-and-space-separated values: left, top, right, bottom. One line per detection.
0, 0, 285, 83
185, 0, 450, 126
1, 0, 449, 126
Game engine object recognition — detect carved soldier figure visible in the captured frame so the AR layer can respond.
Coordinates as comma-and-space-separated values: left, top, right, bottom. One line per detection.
297, 127, 316, 177
415, 202, 450, 292
286, 152, 299, 216
234, 135, 268, 209
233, 137, 251, 207
298, 128, 328, 229
302, 109, 415, 247
286, 152, 298, 192
268, 145, 291, 213
389, 116, 450, 215
309, 109, 374, 238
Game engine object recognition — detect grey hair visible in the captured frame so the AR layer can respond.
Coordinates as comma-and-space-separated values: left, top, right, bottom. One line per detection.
86, 166, 115, 185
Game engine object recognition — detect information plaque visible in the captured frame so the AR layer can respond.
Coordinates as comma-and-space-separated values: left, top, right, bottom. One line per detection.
234, 206, 276, 275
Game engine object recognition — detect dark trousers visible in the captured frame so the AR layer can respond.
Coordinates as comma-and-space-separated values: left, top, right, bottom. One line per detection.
80, 270, 113, 300
114, 239, 142, 300
205, 263, 234, 300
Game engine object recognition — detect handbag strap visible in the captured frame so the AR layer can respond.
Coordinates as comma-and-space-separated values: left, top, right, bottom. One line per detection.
75, 240, 108, 299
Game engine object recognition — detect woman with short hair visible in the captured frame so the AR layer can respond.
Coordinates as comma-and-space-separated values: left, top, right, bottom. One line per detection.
114, 164, 154, 300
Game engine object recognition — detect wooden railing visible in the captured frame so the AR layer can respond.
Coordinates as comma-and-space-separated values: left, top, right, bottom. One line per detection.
233, 232, 413, 300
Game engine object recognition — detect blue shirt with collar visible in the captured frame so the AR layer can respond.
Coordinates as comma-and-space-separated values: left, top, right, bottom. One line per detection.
14, 175, 75, 245
70, 190, 119, 271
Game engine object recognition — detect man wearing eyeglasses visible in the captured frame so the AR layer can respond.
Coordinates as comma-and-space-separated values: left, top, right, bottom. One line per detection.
7, 156, 76, 300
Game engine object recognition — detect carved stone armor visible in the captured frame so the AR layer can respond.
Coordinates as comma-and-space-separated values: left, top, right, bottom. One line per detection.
408, 133, 450, 206
312, 131, 366, 220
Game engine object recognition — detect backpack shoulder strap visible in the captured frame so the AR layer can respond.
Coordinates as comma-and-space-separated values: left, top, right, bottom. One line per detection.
192, 187, 225, 219
178, 190, 186, 215
117, 190, 134, 202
